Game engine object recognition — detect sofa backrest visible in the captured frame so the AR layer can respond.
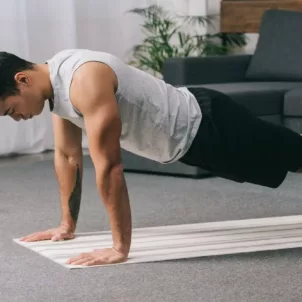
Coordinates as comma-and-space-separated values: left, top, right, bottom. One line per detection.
245, 9, 302, 81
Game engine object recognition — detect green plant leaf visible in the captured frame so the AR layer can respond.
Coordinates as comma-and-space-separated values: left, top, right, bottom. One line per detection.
182, 14, 215, 28
127, 5, 247, 75
211, 32, 247, 47
127, 5, 166, 18
202, 39, 228, 56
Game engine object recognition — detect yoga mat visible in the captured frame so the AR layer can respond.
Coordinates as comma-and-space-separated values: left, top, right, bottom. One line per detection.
13, 215, 302, 269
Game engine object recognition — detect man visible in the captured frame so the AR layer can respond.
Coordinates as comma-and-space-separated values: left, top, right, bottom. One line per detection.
1, 49, 302, 267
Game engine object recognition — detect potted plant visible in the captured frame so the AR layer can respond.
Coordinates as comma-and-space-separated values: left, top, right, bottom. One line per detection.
127, 5, 247, 78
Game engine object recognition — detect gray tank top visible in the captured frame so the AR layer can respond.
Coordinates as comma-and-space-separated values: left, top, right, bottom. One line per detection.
46, 49, 202, 163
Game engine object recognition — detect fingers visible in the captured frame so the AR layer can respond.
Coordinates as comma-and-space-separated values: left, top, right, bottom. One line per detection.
20, 231, 75, 243
20, 232, 50, 242
66, 253, 103, 266
20, 232, 39, 241
66, 253, 89, 265
68, 257, 92, 266
82, 260, 96, 266
67, 257, 100, 266
65, 250, 128, 267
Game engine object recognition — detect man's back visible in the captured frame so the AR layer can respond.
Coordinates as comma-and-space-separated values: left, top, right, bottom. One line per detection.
47, 49, 202, 163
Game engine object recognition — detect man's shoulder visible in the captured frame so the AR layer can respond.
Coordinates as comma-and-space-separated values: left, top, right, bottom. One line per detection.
47, 49, 119, 62
46, 49, 77, 62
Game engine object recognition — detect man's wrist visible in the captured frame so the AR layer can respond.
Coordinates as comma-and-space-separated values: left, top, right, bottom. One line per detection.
60, 218, 76, 232
113, 243, 130, 256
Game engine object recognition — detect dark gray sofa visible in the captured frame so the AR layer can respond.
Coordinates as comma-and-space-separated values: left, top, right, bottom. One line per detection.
164, 9, 302, 128
122, 9, 302, 177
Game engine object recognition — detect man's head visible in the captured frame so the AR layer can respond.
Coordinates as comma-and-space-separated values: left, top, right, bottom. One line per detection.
0, 52, 51, 121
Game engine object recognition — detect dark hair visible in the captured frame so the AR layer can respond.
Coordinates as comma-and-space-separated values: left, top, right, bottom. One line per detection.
0, 52, 35, 99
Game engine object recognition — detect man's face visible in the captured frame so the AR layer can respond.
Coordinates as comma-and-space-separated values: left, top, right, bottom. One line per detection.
0, 72, 45, 121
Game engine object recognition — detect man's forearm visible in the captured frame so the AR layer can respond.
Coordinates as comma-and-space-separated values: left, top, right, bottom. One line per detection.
54, 150, 83, 231
97, 165, 132, 255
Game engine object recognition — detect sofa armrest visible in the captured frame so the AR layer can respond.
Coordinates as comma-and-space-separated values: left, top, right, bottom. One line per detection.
163, 54, 252, 86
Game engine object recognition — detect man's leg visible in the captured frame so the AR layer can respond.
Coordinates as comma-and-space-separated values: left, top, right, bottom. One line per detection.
180, 87, 302, 188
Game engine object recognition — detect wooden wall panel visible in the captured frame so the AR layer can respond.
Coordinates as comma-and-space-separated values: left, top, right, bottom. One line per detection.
221, 1, 302, 33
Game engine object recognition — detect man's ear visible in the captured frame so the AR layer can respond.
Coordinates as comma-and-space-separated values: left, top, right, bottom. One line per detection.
14, 72, 29, 86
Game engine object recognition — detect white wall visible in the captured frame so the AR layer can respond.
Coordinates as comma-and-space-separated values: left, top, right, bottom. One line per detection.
149, 0, 205, 15
244, 34, 259, 53
72, 0, 256, 61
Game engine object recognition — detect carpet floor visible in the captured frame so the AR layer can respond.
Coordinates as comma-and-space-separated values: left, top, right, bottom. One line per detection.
1, 155, 302, 301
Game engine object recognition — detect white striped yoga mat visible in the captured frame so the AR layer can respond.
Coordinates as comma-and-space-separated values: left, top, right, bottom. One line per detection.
13, 215, 302, 270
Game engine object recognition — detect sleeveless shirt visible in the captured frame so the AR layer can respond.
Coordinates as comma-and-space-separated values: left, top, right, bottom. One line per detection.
46, 49, 202, 164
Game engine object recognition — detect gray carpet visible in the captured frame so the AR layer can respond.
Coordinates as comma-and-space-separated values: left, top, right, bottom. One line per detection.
2, 155, 302, 302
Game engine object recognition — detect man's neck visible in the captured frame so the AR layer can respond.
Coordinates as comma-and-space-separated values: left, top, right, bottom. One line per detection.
36, 63, 54, 101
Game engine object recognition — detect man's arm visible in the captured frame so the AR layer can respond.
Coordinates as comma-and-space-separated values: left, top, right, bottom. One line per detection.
70, 62, 132, 255
52, 114, 83, 232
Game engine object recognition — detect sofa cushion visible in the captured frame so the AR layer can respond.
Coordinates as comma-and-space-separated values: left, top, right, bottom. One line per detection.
245, 10, 302, 81
283, 88, 302, 116
194, 82, 302, 116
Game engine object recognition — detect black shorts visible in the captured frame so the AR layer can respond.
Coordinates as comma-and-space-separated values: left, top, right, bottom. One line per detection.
179, 87, 302, 188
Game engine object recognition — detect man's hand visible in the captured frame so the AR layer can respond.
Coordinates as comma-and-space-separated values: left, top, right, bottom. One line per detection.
66, 247, 128, 266
19, 225, 75, 242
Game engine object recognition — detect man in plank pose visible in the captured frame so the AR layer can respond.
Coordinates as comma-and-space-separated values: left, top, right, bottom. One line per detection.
1, 49, 302, 266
